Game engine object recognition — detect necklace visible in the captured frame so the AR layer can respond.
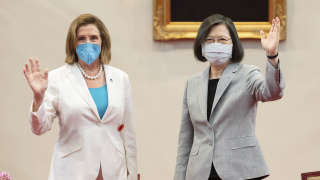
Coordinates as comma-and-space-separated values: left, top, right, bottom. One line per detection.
76, 63, 103, 80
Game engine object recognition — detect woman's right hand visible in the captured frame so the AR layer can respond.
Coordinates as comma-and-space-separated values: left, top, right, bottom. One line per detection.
23, 58, 48, 111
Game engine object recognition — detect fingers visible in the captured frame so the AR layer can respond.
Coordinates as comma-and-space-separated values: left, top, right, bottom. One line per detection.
28, 57, 41, 72
273, 17, 279, 32
272, 18, 277, 32
26, 57, 48, 79
268, 17, 281, 40
35, 58, 40, 72
24, 63, 30, 74
269, 17, 280, 33
23, 63, 30, 81
276, 17, 281, 38
268, 18, 274, 34
29, 57, 35, 73
273, 17, 280, 41
271, 17, 281, 32
44, 68, 49, 80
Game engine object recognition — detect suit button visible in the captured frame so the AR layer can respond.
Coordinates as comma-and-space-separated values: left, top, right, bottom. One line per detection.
209, 142, 213, 146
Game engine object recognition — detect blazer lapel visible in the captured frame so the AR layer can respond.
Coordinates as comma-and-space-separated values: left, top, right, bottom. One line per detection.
66, 64, 100, 120
209, 63, 240, 125
198, 66, 211, 126
101, 65, 114, 123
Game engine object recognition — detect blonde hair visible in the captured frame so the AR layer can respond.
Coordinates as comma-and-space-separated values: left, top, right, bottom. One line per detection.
65, 14, 111, 64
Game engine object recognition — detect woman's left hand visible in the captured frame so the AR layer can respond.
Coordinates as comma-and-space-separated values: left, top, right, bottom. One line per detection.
260, 17, 281, 58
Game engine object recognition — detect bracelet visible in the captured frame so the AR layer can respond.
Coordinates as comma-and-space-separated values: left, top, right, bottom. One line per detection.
267, 52, 278, 59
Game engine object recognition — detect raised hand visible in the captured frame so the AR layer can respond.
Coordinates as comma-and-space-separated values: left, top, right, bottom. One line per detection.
260, 17, 281, 57
23, 58, 48, 109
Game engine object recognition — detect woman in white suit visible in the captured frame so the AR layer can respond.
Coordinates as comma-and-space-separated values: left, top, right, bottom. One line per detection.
23, 14, 137, 180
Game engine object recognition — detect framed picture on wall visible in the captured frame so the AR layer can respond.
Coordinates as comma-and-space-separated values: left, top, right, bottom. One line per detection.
153, 0, 286, 41
301, 171, 320, 180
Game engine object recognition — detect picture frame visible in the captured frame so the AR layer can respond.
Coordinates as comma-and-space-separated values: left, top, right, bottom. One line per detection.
301, 171, 320, 180
153, 0, 286, 41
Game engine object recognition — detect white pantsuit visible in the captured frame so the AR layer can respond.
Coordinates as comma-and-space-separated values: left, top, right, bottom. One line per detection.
29, 64, 137, 180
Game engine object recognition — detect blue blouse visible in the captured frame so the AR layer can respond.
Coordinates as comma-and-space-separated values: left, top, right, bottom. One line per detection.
88, 84, 108, 119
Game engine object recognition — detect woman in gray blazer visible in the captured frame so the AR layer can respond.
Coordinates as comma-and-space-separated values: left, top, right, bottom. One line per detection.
174, 14, 284, 180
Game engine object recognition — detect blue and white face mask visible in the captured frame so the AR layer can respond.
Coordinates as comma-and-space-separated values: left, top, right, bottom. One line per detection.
76, 43, 101, 65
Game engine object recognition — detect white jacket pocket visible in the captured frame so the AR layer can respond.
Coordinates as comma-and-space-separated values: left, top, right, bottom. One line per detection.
57, 137, 83, 158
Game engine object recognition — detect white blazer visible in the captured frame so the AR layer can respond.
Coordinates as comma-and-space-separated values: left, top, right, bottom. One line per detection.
29, 64, 137, 180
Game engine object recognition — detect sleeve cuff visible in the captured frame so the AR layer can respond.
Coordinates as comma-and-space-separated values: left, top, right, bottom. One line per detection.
267, 58, 280, 70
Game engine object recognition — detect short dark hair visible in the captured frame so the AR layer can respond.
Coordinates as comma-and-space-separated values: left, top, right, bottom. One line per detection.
194, 14, 244, 62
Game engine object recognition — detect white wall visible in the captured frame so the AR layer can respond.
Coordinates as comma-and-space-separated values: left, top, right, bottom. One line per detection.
0, 0, 319, 179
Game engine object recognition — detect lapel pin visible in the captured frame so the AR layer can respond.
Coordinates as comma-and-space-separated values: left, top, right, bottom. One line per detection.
118, 124, 124, 132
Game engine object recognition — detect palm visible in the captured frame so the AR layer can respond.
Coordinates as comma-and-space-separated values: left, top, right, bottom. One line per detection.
28, 71, 48, 94
260, 17, 280, 56
23, 58, 48, 97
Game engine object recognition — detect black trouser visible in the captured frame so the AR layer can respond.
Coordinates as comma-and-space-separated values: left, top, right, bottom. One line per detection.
208, 163, 221, 180
208, 163, 268, 180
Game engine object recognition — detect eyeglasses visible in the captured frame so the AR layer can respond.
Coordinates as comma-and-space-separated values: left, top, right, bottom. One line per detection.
204, 36, 231, 44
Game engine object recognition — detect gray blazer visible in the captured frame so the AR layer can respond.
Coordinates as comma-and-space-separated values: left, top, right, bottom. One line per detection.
174, 61, 285, 180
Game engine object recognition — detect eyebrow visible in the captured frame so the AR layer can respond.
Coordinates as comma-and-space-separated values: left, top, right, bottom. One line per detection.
77, 35, 99, 38
206, 35, 231, 38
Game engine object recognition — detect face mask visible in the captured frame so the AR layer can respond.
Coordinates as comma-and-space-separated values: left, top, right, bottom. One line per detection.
76, 43, 101, 65
202, 43, 233, 65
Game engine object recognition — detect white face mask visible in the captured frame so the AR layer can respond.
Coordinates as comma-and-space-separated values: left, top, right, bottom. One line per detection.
202, 43, 233, 65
